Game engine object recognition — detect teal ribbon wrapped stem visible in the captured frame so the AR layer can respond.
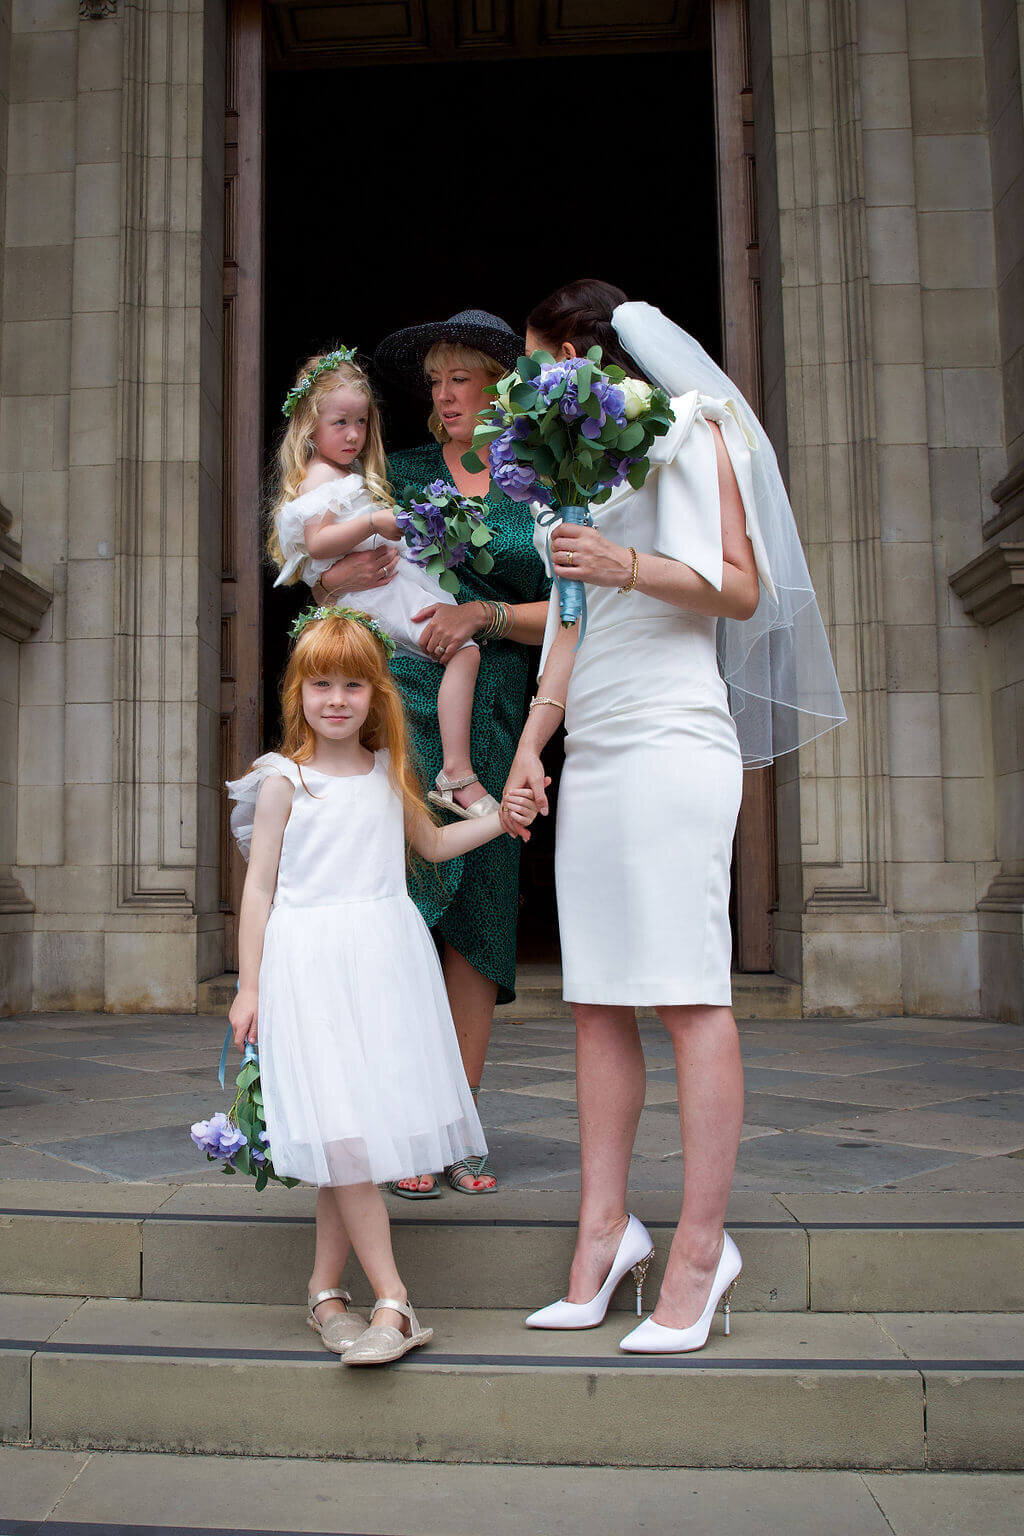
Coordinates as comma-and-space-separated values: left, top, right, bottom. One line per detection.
537, 503, 593, 648
219, 1024, 258, 1089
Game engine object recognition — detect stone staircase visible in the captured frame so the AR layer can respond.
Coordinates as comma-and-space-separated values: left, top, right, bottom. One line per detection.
2, 1183, 1022, 1470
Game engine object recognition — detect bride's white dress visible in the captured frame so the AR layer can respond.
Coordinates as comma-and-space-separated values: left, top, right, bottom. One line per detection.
535, 391, 774, 1008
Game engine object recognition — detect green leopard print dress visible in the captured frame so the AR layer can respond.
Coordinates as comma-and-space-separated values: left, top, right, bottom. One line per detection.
388, 443, 551, 1004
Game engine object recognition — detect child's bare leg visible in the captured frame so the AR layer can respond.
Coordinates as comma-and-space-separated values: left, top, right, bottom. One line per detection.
437, 645, 486, 810
329, 1181, 410, 1335
308, 1187, 353, 1324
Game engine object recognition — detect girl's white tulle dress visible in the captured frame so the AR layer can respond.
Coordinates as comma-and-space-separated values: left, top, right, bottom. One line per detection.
535, 391, 776, 1009
273, 472, 470, 659
226, 749, 486, 1187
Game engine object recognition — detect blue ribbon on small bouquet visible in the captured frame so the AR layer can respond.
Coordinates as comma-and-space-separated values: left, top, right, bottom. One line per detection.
537, 503, 593, 648
219, 1025, 257, 1089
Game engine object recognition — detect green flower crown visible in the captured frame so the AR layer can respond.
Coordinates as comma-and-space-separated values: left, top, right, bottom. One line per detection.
287, 604, 397, 660
281, 346, 358, 418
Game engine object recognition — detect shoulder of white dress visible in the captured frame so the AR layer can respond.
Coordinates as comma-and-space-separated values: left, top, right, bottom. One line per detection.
648, 391, 703, 466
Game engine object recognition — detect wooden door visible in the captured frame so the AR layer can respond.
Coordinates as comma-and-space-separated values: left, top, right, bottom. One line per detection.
221, 0, 266, 968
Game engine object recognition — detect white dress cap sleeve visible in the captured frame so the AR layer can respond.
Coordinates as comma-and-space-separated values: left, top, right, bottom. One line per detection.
273, 475, 371, 588
225, 752, 298, 860
650, 393, 776, 601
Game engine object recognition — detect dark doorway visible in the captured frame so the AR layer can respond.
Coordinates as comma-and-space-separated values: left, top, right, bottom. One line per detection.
260, 46, 720, 962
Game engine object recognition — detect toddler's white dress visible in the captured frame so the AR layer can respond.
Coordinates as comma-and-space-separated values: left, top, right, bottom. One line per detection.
274, 472, 472, 660
226, 749, 486, 1187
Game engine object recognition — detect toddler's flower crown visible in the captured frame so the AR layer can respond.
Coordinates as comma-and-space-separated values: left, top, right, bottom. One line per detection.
287, 604, 397, 661
281, 346, 358, 418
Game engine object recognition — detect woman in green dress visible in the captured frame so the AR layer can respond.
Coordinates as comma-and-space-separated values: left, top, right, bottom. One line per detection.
314, 311, 550, 1195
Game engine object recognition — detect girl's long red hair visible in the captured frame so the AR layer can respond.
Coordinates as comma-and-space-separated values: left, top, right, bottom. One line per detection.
275, 613, 431, 832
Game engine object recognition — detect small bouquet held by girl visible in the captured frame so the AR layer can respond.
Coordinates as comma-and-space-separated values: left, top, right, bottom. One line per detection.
220, 605, 540, 1366
268, 347, 499, 819
463, 349, 675, 634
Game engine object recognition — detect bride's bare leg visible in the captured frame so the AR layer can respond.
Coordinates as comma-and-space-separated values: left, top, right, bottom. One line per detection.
652, 1003, 743, 1327
566, 1003, 646, 1303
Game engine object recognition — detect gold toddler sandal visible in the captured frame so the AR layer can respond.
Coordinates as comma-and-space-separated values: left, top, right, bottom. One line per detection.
342, 1298, 433, 1366
427, 771, 499, 820
306, 1288, 367, 1354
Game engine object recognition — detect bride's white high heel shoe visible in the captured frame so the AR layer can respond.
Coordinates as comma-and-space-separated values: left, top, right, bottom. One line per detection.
525, 1214, 655, 1330
619, 1232, 741, 1354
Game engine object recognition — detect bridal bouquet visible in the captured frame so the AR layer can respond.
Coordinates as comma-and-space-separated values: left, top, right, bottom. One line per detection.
190, 1044, 297, 1190
393, 479, 494, 595
463, 351, 674, 627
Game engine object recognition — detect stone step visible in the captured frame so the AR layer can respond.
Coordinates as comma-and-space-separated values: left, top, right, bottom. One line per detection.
196, 967, 804, 1019
5, 1446, 1024, 1536
3, 1293, 1022, 1469
2, 1185, 1023, 1315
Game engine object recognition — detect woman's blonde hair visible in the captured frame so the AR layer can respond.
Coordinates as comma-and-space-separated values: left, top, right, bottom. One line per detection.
424, 342, 505, 444
268, 353, 392, 580
274, 612, 434, 839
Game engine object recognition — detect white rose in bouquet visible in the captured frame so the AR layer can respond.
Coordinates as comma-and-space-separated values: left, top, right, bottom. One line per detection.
621, 378, 654, 420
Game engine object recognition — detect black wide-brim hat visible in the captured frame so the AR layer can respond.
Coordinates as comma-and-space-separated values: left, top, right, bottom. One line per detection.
374, 309, 525, 392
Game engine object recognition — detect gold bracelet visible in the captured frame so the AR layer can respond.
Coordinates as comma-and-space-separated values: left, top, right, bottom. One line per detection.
617, 547, 639, 594
529, 695, 566, 712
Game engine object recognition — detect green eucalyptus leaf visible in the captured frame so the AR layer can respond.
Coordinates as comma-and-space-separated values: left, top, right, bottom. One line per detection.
587, 345, 603, 363
576, 364, 593, 403
582, 392, 602, 421
426, 555, 445, 576
470, 523, 491, 546
438, 570, 460, 594
461, 450, 485, 473
628, 458, 650, 490
618, 423, 645, 452
473, 549, 494, 574
254, 1167, 268, 1192
518, 354, 541, 380
509, 382, 539, 409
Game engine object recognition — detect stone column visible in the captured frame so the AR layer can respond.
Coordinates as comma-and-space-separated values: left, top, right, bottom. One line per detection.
0, 0, 225, 1013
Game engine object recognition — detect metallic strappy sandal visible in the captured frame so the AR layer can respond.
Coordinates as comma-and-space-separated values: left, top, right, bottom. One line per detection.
427, 770, 500, 821
342, 1298, 434, 1366
306, 1288, 367, 1354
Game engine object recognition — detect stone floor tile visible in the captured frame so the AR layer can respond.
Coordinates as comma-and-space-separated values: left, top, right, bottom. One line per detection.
955, 1052, 1024, 1071
740, 1092, 883, 1131
0, 1090, 213, 1143
923, 1092, 1024, 1122
476, 1088, 577, 1128
468, 1061, 575, 1091
0, 1142, 110, 1180
32, 1123, 217, 1181
802, 1109, 1024, 1156
0, 1446, 90, 1521
742, 1070, 1003, 1110
0, 1178, 175, 1211
863, 1471, 1024, 1536
883, 1155, 1024, 1193
0, 1082, 65, 1108
777, 1191, 1024, 1223
732, 1132, 973, 1192
754, 1048, 979, 1075
465, 1125, 582, 1186
0, 1045, 54, 1063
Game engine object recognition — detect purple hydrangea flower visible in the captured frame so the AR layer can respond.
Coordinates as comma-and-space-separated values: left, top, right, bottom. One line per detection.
490, 455, 540, 502
190, 1111, 247, 1161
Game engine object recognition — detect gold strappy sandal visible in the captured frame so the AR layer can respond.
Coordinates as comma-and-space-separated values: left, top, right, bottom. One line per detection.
427, 770, 499, 821
306, 1288, 367, 1354
342, 1298, 433, 1366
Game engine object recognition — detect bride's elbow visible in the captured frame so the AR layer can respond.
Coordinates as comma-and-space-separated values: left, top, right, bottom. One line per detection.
727, 572, 760, 621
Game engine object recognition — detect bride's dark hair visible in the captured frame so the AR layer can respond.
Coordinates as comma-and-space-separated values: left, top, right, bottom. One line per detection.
526, 279, 651, 383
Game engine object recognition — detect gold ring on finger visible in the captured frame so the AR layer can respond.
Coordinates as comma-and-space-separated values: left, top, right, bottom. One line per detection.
565, 551, 575, 567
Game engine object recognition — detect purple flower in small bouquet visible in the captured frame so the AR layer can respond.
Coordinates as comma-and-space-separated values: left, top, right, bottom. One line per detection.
190, 1111, 247, 1162
393, 480, 495, 595
463, 349, 675, 637
189, 1044, 297, 1191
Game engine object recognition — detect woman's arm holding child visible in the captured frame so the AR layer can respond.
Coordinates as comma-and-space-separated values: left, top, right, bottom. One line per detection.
405, 786, 545, 864
228, 775, 293, 1049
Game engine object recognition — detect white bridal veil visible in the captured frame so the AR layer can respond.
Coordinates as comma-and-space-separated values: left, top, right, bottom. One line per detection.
612, 301, 846, 768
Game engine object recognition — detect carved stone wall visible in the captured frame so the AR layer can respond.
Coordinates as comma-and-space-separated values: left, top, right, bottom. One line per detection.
0, 0, 225, 1013
754, 0, 1020, 1017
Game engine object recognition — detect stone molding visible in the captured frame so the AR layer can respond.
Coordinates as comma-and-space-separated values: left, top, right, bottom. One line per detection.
80, 1, 118, 17
766, 0, 890, 914
986, 458, 1024, 539
949, 543, 1024, 626
0, 504, 51, 643
112, 0, 202, 914
978, 865, 1024, 914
